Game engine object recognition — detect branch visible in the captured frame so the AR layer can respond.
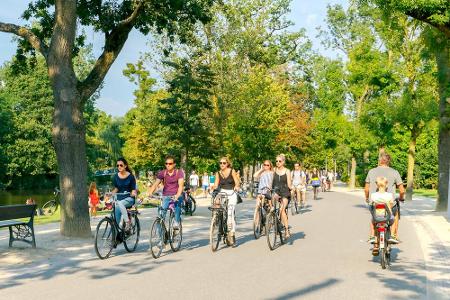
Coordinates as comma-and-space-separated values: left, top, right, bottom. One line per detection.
0, 22, 48, 59
77, 1, 145, 101
405, 10, 450, 39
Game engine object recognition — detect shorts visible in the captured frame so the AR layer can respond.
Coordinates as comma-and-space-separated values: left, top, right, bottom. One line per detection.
202, 185, 208, 191
293, 184, 306, 192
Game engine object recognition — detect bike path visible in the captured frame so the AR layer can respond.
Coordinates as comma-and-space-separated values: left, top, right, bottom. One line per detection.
0, 190, 429, 299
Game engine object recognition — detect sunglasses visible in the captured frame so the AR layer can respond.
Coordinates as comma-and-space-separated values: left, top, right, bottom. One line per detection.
117, 164, 124, 167
165, 162, 174, 165
263, 164, 270, 166
276, 160, 283, 163
219, 162, 227, 165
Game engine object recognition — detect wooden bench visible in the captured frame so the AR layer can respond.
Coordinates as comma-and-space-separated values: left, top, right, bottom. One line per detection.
0, 204, 37, 248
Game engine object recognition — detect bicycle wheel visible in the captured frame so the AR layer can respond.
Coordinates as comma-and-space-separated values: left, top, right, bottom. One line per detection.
210, 212, 220, 252
94, 218, 115, 260
149, 218, 164, 259
124, 214, 140, 252
266, 212, 278, 250
42, 200, 58, 216
253, 207, 262, 239
380, 248, 387, 269
169, 214, 182, 252
190, 197, 196, 215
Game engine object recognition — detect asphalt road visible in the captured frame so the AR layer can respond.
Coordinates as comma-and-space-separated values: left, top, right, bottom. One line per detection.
1, 188, 429, 299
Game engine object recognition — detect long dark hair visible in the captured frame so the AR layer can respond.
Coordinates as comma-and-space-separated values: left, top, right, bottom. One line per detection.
117, 157, 133, 174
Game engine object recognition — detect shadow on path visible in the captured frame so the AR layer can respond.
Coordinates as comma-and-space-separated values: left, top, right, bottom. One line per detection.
270, 278, 341, 300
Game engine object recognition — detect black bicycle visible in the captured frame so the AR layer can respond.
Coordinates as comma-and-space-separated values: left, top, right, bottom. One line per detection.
149, 196, 183, 259
253, 193, 270, 239
209, 190, 233, 251
41, 188, 61, 216
266, 189, 288, 250
181, 187, 197, 216
94, 192, 140, 259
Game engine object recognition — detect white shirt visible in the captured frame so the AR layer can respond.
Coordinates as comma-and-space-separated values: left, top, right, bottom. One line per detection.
292, 170, 305, 186
370, 191, 394, 205
190, 174, 199, 186
202, 175, 209, 186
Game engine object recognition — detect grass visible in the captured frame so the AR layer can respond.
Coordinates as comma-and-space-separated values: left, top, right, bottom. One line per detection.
413, 189, 437, 198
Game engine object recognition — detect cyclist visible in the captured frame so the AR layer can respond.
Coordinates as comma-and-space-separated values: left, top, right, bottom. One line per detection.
253, 160, 274, 211
291, 163, 307, 208
365, 153, 404, 246
148, 155, 185, 229
273, 154, 292, 239
211, 157, 240, 247
310, 168, 321, 200
112, 157, 137, 231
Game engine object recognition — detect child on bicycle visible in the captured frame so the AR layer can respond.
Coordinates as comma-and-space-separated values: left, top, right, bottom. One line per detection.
367, 176, 394, 244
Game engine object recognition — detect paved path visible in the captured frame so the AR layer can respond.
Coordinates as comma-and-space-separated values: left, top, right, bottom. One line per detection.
0, 187, 448, 299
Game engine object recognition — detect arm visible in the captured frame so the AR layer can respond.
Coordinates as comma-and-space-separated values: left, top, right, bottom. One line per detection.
232, 170, 240, 191
253, 167, 264, 178
176, 177, 184, 199
398, 184, 405, 201
130, 175, 137, 197
148, 178, 162, 195
364, 183, 370, 203
287, 169, 293, 190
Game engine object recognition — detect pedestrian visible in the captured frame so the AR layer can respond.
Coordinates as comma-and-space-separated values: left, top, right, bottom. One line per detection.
209, 172, 215, 190
89, 182, 100, 218
189, 170, 199, 193
202, 172, 209, 198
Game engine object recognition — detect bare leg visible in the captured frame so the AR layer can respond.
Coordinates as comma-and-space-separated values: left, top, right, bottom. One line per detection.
296, 189, 301, 205
392, 213, 399, 237
301, 191, 306, 206
281, 198, 289, 237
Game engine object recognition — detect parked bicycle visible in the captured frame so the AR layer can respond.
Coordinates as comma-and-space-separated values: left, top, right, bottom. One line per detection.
41, 188, 61, 216
181, 187, 197, 216
209, 189, 233, 251
266, 188, 288, 250
94, 192, 140, 259
149, 195, 183, 259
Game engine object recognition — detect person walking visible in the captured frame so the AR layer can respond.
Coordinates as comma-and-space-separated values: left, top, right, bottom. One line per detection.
89, 182, 100, 218
190, 170, 199, 193
201, 172, 209, 198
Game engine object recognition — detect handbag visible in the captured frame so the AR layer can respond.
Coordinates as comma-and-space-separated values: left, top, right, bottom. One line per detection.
237, 192, 243, 204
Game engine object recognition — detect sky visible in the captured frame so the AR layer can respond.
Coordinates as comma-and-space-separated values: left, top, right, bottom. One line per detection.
0, 0, 348, 117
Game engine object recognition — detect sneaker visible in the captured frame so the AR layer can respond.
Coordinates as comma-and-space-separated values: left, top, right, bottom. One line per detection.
388, 235, 399, 244
368, 236, 376, 244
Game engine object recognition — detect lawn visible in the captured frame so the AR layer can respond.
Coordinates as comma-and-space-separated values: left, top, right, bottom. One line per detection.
413, 189, 437, 198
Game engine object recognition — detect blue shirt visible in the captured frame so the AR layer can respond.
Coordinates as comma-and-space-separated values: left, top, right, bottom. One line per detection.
113, 173, 136, 200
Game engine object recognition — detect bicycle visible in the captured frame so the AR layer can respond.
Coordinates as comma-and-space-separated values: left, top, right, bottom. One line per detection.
266, 188, 288, 250
181, 187, 197, 216
253, 192, 270, 239
149, 195, 183, 259
41, 188, 61, 216
94, 192, 140, 259
208, 190, 233, 251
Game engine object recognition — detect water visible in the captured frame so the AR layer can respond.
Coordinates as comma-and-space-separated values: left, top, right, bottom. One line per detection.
0, 190, 54, 207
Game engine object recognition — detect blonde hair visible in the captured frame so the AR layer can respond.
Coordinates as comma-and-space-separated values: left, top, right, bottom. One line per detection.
89, 182, 98, 196
276, 154, 286, 162
263, 160, 273, 170
376, 177, 388, 191
219, 157, 232, 168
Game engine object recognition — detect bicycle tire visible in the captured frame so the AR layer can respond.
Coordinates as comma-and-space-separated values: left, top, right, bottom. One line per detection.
190, 197, 196, 215
124, 214, 140, 252
169, 214, 182, 252
253, 207, 262, 239
380, 248, 387, 269
291, 200, 298, 216
210, 212, 220, 252
42, 200, 58, 216
94, 217, 115, 260
149, 218, 164, 259
266, 212, 277, 250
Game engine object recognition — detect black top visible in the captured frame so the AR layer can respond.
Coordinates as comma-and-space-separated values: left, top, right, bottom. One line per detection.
219, 170, 235, 190
113, 173, 136, 200
273, 171, 290, 198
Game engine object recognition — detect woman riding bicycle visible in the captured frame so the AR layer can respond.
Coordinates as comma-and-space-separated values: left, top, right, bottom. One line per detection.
211, 157, 240, 247
273, 154, 292, 239
112, 158, 137, 231
253, 160, 274, 211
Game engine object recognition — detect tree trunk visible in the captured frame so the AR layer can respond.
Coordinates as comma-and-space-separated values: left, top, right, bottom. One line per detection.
52, 85, 91, 237
349, 155, 357, 189
405, 127, 419, 201
435, 41, 450, 211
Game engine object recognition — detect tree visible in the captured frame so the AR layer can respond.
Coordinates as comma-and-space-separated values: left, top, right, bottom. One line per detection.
0, 0, 215, 237
159, 56, 215, 174
368, 0, 450, 210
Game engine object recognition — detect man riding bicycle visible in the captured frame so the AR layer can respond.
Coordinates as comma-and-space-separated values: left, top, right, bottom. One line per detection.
365, 153, 405, 246
148, 155, 185, 229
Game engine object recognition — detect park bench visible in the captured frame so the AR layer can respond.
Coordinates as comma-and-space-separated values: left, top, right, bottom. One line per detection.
0, 204, 37, 248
